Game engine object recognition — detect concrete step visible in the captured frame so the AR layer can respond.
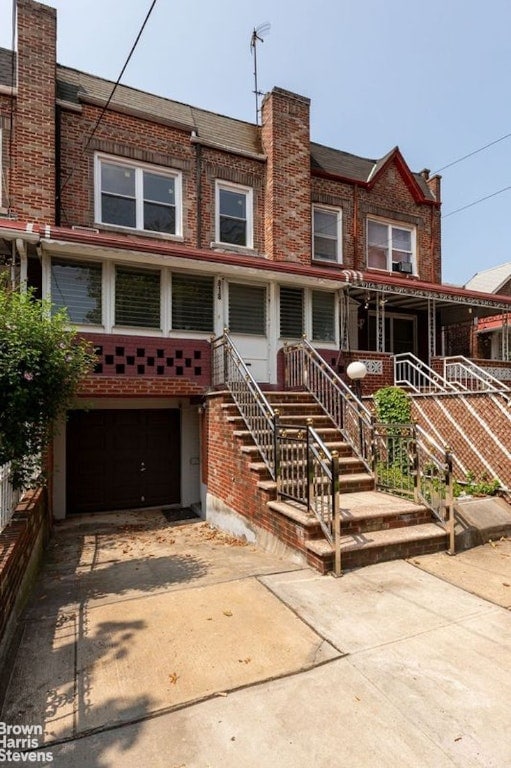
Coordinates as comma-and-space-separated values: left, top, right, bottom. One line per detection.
248, 456, 366, 476
306, 522, 447, 573
240, 440, 353, 457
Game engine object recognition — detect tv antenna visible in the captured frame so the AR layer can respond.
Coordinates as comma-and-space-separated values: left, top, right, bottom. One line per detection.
250, 22, 270, 125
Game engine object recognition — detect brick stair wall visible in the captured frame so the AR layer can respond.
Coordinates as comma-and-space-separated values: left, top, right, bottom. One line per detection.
412, 392, 511, 489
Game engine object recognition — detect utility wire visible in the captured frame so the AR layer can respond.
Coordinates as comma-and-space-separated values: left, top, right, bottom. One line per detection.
433, 129, 511, 175
443, 184, 511, 218
58, 0, 158, 202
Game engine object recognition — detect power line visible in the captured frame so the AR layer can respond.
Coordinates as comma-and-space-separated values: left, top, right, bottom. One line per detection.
433, 130, 511, 175
443, 184, 511, 218
58, 0, 158, 202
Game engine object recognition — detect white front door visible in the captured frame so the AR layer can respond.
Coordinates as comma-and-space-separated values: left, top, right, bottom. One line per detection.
226, 281, 270, 381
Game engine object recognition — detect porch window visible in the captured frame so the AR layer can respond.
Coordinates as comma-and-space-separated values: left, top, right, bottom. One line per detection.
171, 273, 214, 332
229, 283, 266, 335
312, 290, 336, 342
115, 266, 161, 328
216, 181, 253, 248
367, 219, 414, 273
313, 206, 342, 262
95, 155, 181, 235
51, 259, 102, 325
280, 286, 304, 338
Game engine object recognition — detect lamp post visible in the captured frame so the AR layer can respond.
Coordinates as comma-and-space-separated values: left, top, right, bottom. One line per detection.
346, 361, 368, 457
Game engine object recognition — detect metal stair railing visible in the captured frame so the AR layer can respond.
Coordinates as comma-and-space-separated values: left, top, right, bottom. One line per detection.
371, 422, 455, 555
212, 332, 277, 477
394, 352, 458, 394
283, 338, 373, 470
443, 355, 510, 395
211, 332, 339, 549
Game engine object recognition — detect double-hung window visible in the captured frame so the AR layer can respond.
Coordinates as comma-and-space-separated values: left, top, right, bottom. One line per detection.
216, 181, 253, 248
313, 206, 342, 262
95, 155, 182, 235
367, 219, 415, 273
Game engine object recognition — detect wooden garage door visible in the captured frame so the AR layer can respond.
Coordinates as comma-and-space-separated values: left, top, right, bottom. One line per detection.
67, 409, 180, 513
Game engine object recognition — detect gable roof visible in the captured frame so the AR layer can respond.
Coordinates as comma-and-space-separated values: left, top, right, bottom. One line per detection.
311, 142, 436, 202
0, 45, 434, 195
465, 262, 511, 294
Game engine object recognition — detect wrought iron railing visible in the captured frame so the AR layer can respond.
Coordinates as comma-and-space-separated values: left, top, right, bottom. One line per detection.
212, 333, 340, 552
283, 338, 373, 470
394, 352, 457, 394
212, 332, 277, 477
443, 355, 510, 395
0, 462, 20, 534
275, 420, 339, 545
372, 422, 454, 554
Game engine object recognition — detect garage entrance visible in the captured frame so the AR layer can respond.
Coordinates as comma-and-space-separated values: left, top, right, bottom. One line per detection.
66, 409, 180, 513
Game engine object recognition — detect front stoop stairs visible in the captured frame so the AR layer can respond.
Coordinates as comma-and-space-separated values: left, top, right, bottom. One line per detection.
224, 390, 448, 573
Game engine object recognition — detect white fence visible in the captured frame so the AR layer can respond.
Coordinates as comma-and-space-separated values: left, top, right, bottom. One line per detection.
0, 462, 20, 533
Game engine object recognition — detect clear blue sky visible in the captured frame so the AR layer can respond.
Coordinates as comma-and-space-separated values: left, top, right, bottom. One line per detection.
1, 0, 510, 286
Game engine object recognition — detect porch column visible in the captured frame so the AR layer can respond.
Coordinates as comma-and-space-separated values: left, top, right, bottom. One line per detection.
503, 311, 510, 361
428, 298, 436, 364
376, 294, 385, 353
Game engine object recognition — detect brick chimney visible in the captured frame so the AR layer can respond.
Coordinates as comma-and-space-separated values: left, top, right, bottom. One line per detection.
14, 0, 56, 222
261, 87, 311, 263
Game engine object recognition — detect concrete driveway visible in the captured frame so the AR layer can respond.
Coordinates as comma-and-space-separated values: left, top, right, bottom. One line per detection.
1, 512, 511, 767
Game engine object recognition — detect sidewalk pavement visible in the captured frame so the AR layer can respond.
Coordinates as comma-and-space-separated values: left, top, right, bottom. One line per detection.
1, 511, 511, 768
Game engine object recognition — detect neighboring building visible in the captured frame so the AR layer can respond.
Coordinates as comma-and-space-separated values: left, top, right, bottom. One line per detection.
2, 0, 511, 525
465, 264, 511, 363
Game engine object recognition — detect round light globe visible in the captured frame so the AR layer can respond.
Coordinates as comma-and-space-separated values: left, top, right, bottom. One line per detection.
346, 361, 368, 381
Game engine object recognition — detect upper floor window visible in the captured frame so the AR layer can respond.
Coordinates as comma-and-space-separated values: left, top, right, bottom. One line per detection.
367, 219, 415, 274
313, 206, 342, 262
95, 155, 182, 235
216, 181, 253, 248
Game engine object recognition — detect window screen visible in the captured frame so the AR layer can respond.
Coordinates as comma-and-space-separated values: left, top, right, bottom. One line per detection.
229, 283, 266, 335
172, 273, 214, 332
51, 259, 102, 324
115, 266, 160, 328
312, 291, 335, 342
280, 286, 304, 338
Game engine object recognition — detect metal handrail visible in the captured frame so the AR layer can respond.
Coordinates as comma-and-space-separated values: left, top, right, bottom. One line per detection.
394, 352, 457, 394
212, 334, 340, 551
275, 421, 339, 545
283, 338, 373, 470
443, 355, 510, 394
212, 332, 276, 478
372, 421, 454, 554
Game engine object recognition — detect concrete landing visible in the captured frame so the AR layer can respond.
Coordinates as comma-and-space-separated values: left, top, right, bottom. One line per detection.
455, 495, 511, 550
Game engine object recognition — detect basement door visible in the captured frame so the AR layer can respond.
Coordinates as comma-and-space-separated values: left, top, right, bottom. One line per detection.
226, 281, 270, 381
66, 409, 180, 513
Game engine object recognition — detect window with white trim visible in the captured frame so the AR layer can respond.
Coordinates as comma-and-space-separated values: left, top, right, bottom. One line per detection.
95, 155, 182, 235
367, 219, 415, 273
216, 181, 253, 248
51, 259, 102, 325
313, 206, 342, 262
229, 283, 266, 335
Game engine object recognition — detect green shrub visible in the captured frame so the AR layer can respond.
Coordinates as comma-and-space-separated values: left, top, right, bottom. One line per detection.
0, 281, 96, 487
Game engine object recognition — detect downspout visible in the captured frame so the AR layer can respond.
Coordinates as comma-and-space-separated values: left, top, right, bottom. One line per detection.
55, 104, 62, 227
194, 133, 202, 249
353, 185, 358, 269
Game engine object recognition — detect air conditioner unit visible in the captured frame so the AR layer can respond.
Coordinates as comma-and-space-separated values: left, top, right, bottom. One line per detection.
396, 261, 413, 274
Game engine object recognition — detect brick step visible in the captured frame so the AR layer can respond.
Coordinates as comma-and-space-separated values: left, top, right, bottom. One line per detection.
257, 472, 374, 494
305, 522, 448, 573
240, 440, 353, 457
248, 455, 366, 476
